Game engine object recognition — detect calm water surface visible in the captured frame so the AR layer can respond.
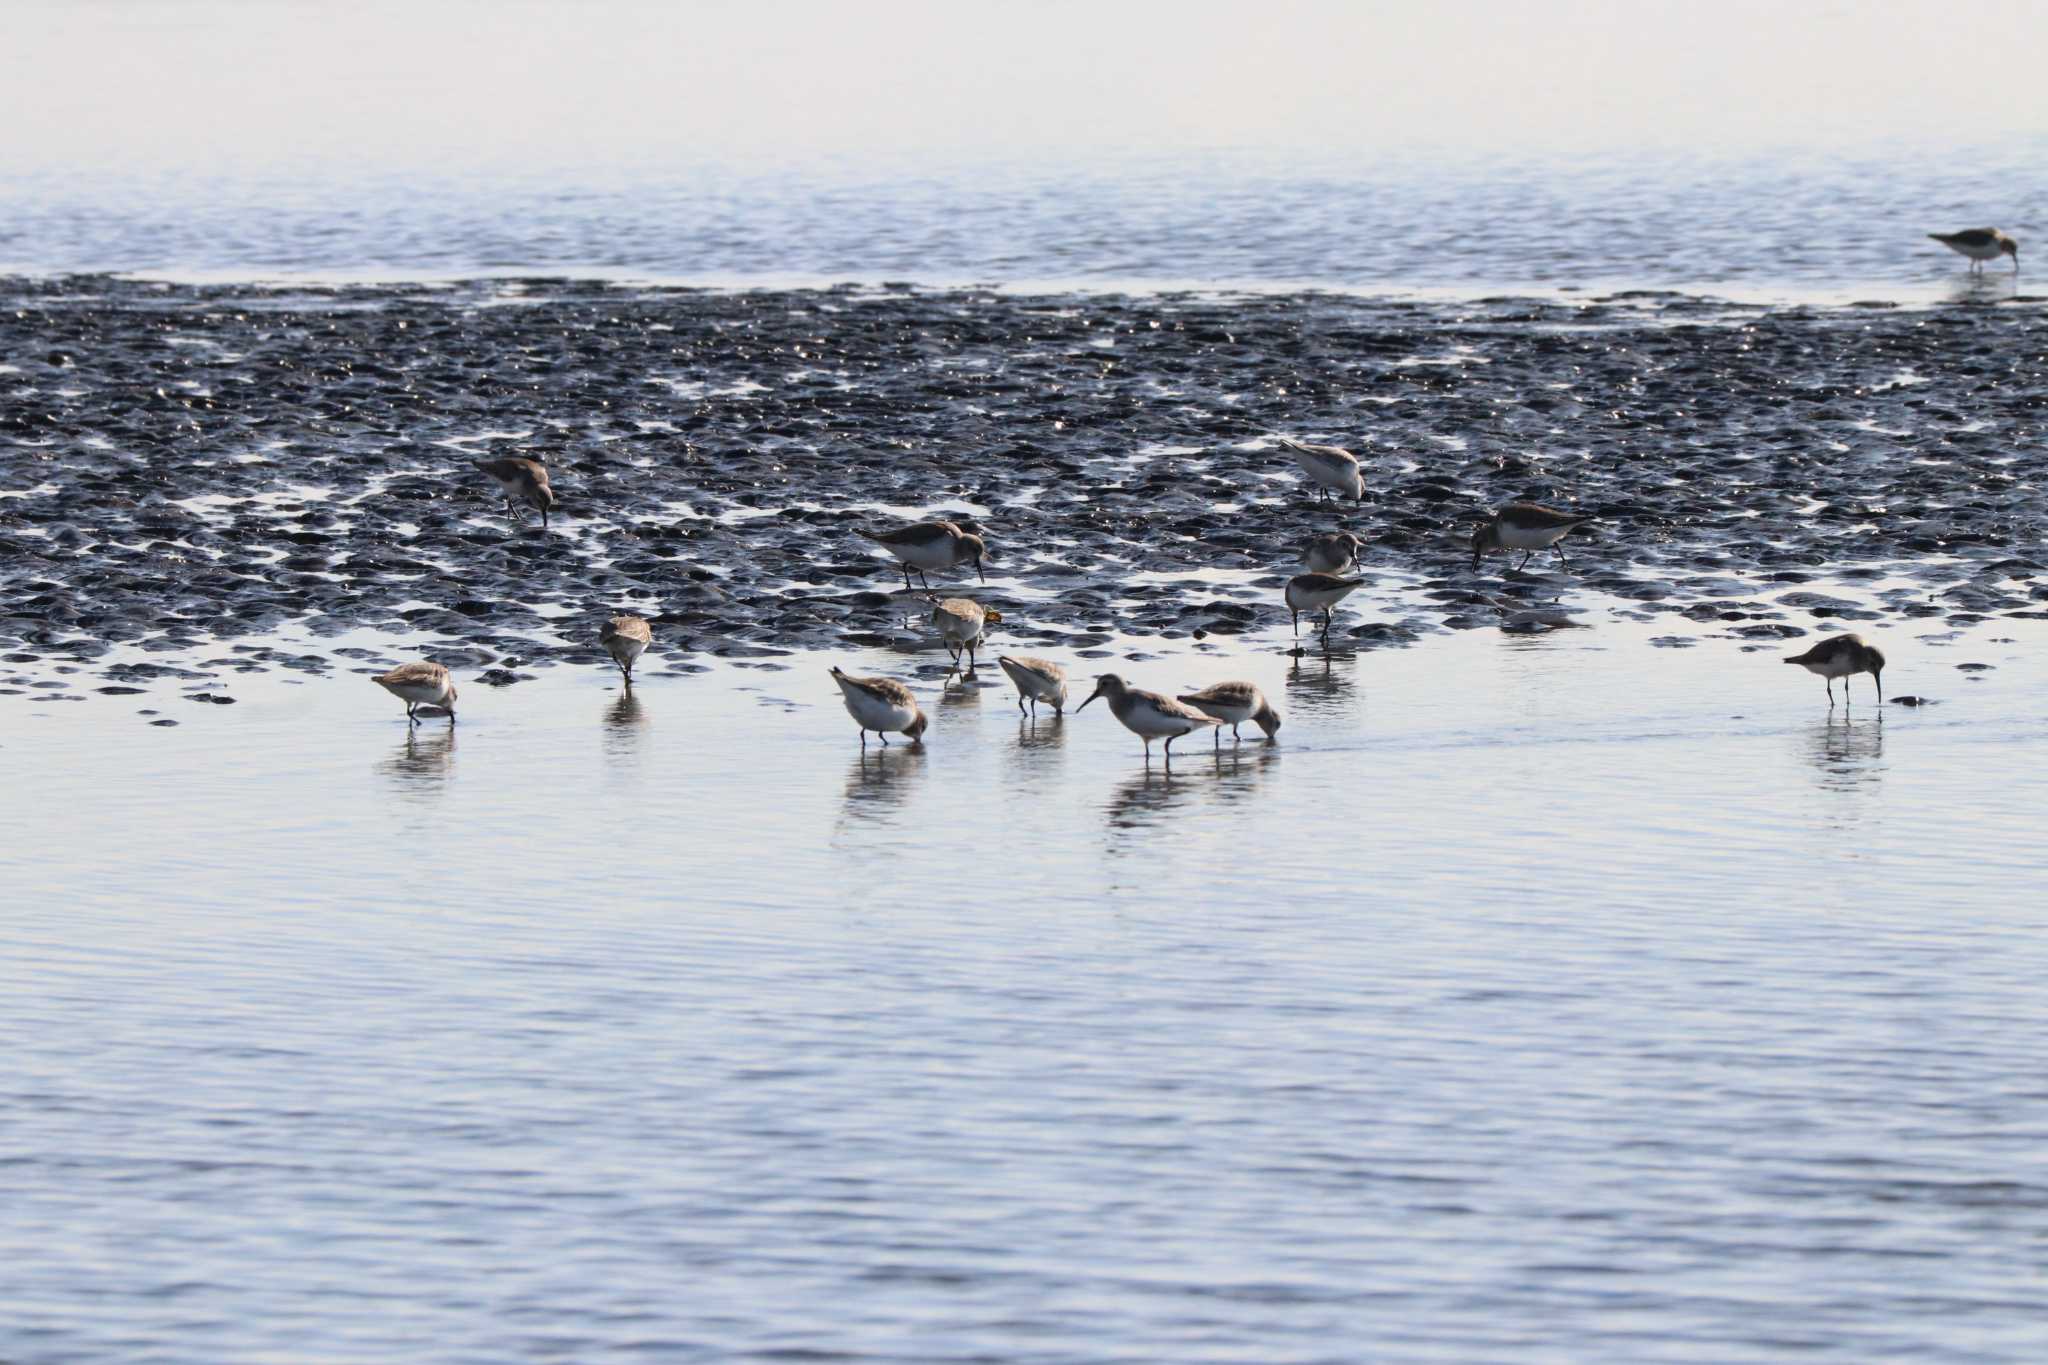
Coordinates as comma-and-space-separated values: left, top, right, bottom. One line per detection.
8, 608, 2048, 1360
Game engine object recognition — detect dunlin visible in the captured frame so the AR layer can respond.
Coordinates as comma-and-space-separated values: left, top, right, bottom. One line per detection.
1077, 673, 1220, 759
1178, 680, 1282, 747
997, 654, 1068, 715
1303, 530, 1365, 574
599, 614, 653, 684
1929, 228, 2018, 274
475, 457, 556, 528
1276, 437, 1365, 503
1784, 635, 1885, 706
858, 520, 988, 590
1472, 504, 1595, 571
1285, 572, 1365, 638
374, 661, 457, 725
830, 666, 928, 746
929, 596, 1001, 674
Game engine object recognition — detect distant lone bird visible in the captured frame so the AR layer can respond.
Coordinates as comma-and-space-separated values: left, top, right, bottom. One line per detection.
1077, 673, 1220, 760
997, 655, 1068, 716
1302, 530, 1365, 575
1784, 635, 1885, 706
1472, 504, 1595, 571
830, 666, 928, 746
1284, 572, 1365, 638
374, 661, 457, 725
600, 614, 653, 685
1276, 437, 1365, 502
476, 457, 557, 528
929, 596, 1001, 674
1178, 680, 1282, 748
858, 520, 988, 590
1929, 228, 2018, 274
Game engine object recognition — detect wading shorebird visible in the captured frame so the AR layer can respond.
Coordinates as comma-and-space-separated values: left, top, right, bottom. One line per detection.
1784, 634, 1886, 706
858, 520, 988, 590
1285, 572, 1365, 638
475, 457, 557, 528
830, 666, 928, 747
599, 614, 653, 685
1302, 530, 1365, 575
997, 655, 1068, 716
1472, 504, 1596, 571
1929, 228, 2018, 274
1275, 437, 1365, 503
1178, 680, 1282, 748
374, 661, 457, 726
1077, 673, 1220, 760
930, 597, 1001, 674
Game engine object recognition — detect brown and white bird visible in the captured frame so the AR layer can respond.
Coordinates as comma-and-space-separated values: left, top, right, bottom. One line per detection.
599, 614, 653, 684
1928, 228, 2018, 274
1784, 635, 1886, 706
1284, 572, 1365, 638
858, 520, 988, 590
830, 666, 928, 746
1471, 504, 1595, 571
374, 661, 457, 725
476, 457, 557, 528
1077, 673, 1220, 759
1177, 680, 1282, 747
929, 597, 1001, 674
1276, 437, 1365, 502
997, 655, 1068, 716
1302, 530, 1365, 575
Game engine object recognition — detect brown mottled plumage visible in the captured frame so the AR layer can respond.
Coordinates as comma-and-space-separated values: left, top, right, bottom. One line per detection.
374, 661, 457, 725
1784, 634, 1886, 705
476, 457, 556, 528
1178, 680, 1282, 746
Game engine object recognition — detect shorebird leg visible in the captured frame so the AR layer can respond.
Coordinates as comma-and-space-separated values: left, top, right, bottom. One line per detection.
1291, 607, 1300, 636
917, 568, 931, 590
1165, 733, 1179, 757
404, 702, 417, 724
1825, 678, 1834, 706
1233, 723, 1242, 740
1515, 550, 1532, 571
880, 730, 890, 746
1553, 541, 1571, 567
1213, 726, 1222, 752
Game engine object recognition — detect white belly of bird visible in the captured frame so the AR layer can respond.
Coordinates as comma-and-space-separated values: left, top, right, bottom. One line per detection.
1118, 697, 1214, 739
1304, 545, 1354, 573
937, 618, 982, 648
892, 540, 958, 571
1190, 698, 1254, 726
1799, 656, 1858, 679
1298, 453, 1363, 498
1496, 522, 1570, 551
1000, 661, 1061, 700
382, 680, 449, 707
1286, 582, 1356, 612
1953, 239, 2003, 262
608, 638, 648, 666
837, 683, 916, 732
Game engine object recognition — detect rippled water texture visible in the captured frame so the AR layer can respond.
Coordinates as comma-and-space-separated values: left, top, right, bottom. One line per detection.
6, 138, 2048, 1356
2, 143, 2043, 302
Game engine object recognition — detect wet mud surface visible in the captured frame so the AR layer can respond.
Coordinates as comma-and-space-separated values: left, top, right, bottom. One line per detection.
1, 277, 2043, 709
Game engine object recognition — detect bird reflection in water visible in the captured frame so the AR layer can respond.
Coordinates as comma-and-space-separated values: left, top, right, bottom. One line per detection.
1103, 745, 1275, 840
1806, 714, 1885, 794
603, 689, 649, 764
840, 743, 929, 822
379, 727, 455, 786
1286, 651, 1359, 716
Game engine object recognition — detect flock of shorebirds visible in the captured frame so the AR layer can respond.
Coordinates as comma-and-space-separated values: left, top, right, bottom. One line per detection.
371, 426, 1893, 756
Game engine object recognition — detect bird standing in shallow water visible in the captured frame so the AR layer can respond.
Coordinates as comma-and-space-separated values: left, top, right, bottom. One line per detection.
374, 661, 457, 725
857, 521, 988, 590
1077, 673, 1220, 760
997, 655, 1067, 716
1285, 572, 1364, 639
830, 666, 928, 746
1472, 504, 1595, 571
930, 597, 1001, 675
1178, 681, 1281, 748
1276, 437, 1365, 503
600, 614, 652, 685
1784, 635, 1886, 706
475, 457, 556, 528
1928, 228, 2018, 274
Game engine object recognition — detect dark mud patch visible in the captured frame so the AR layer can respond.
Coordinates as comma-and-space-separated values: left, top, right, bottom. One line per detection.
0, 277, 2044, 702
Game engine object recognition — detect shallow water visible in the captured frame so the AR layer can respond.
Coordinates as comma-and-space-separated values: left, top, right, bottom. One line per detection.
8, 600, 2048, 1360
